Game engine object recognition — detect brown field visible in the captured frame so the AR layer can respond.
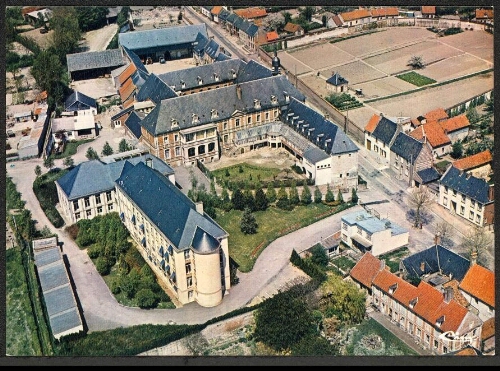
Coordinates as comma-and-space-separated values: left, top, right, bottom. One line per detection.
332, 27, 432, 58
319, 60, 386, 85
421, 53, 492, 81
364, 40, 462, 75
276, 51, 313, 75
351, 76, 416, 100
288, 43, 354, 70
437, 29, 494, 63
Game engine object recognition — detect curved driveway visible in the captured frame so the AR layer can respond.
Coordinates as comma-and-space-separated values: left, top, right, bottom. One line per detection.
6, 127, 364, 332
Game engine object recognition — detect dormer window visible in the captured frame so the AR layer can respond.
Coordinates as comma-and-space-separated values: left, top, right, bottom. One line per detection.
171, 118, 179, 128
197, 76, 203, 85
253, 99, 261, 109
388, 283, 397, 294
409, 297, 418, 308
271, 95, 278, 105
435, 315, 445, 328
192, 113, 199, 124
283, 91, 290, 103
214, 73, 219, 82
181, 80, 186, 89
230, 69, 236, 79
211, 109, 218, 119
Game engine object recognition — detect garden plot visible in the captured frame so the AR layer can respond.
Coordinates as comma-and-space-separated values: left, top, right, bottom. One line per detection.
351, 76, 416, 100
333, 27, 433, 58
363, 40, 462, 75
437, 30, 494, 63
299, 74, 332, 98
421, 53, 493, 82
368, 72, 494, 118
276, 50, 313, 75
319, 60, 386, 85
288, 42, 355, 70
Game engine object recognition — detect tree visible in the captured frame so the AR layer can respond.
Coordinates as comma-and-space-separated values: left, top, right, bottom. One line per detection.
407, 186, 434, 228
337, 189, 344, 203
254, 290, 317, 351
434, 221, 454, 248
450, 141, 463, 159
461, 225, 493, 266
101, 141, 114, 156
282, 11, 292, 24
34, 165, 42, 178
291, 334, 338, 356
321, 15, 327, 27
231, 188, 245, 211
49, 7, 81, 64
351, 188, 358, 204
300, 6, 314, 21
255, 186, 268, 211
465, 106, 480, 124
325, 184, 335, 203
408, 55, 424, 69
31, 50, 66, 99
182, 333, 209, 356
76, 6, 109, 32
63, 156, 74, 168
289, 181, 300, 206
310, 243, 329, 268
136, 288, 158, 309
86, 147, 99, 160
301, 185, 312, 205
118, 138, 131, 153
265, 186, 277, 203
276, 183, 291, 210
243, 186, 256, 212
43, 156, 54, 170
240, 207, 258, 234
314, 186, 323, 203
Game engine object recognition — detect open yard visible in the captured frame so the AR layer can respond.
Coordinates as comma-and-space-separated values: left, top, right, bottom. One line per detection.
288, 42, 355, 71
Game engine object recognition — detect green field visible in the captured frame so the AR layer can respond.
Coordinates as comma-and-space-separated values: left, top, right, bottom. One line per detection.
396, 71, 436, 87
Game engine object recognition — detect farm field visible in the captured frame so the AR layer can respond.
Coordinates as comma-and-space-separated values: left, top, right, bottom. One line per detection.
420, 53, 492, 81
351, 76, 416, 99
437, 29, 494, 63
289, 43, 355, 70
318, 60, 386, 85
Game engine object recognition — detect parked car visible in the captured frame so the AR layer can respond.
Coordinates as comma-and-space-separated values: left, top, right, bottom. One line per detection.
7, 129, 15, 138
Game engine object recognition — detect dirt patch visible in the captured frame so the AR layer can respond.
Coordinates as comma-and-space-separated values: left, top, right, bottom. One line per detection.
82, 24, 119, 52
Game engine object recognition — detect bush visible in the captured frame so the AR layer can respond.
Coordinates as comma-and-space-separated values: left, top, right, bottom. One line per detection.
95, 256, 111, 275
136, 289, 159, 309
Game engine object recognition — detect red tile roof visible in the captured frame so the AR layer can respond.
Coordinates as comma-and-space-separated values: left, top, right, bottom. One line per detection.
476, 9, 494, 19
341, 8, 371, 21
459, 264, 495, 307
211, 6, 223, 15
234, 7, 267, 19
481, 317, 495, 340
424, 108, 448, 122
118, 63, 137, 85
410, 121, 450, 148
119, 78, 136, 102
349, 252, 385, 288
364, 114, 381, 133
283, 22, 303, 33
370, 7, 399, 17
421, 6, 436, 15
266, 31, 279, 42
440, 114, 470, 133
452, 150, 493, 171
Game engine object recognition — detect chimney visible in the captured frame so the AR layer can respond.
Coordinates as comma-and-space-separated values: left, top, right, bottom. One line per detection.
195, 201, 204, 214
145, 157, 153, 169
236, 84, 242, 100
434, 234, 440, 246
380, 112, 384, 117
470, 249, 477, 266
443, 287, 453, 303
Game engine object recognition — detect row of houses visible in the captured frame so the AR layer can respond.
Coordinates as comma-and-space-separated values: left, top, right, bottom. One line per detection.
349, 247, 494, 355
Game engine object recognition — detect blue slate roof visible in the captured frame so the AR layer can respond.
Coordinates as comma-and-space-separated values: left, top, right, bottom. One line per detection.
401, 244, 470, 281
439, 166, 493, 204
371, 116, 399, 144
192, 226, 220, 254
136, 73, 177, 105
391, 132, 423, 162
326, 72, 348, 85
205, 39, 220, 59
417, 167, 441, 183
122, 46, 149, 74
110, 106, 134, 121
116, 162, 226, 250
215, 52, 230, 61
64, 90, 97, 112
235, 60, 273, 84
282, 98, 359, 157
124, 110, 145, 139
193, 32, 210, 56
118, 24, 208, 51
157, 59, 245, 91
218, 8, 230, 21
141, 75, 305, 136
131, 68, 149, 89
67, 49, 125, 72
56, 155, 173, 200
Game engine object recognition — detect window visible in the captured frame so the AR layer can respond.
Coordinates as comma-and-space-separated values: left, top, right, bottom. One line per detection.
108, 204, 113, 211
443, 197, 448, 206
95, 194, 101, 204
476, 214, 481, 223
265, 112, 270, 121
223, 134, 228, 143
470, 200, 475, 208
185, 133, 194, 142
444, 186, 448, 194
461, 194, 466, 203
469, 211, 474, 220
425, 334, 430, 344
186, 264, 192, 274
187, 277, 193, 287
86, 210, 92, 217
198, 145, 205, 155
366, 232, 372, 241
184, 250, 190, 259
175, 147, 181, 156
97, 206, 103, 214
357, 226, 362, 235
208, 142, 215, 152
106, 191, 112, 202
452, 190, 457, 196
73, 200, 79, 211
235, 118, 240, 127
174, 134, 179, 142
188, 290, 194, 299
434, 340, 439, 349
164, 135, 169, 144
75, 212, 81, 220
164, 149, 170, 159
223, 121, 228, 130
443, 346, 448, 354
84, 197, 90, 208
188, 148, 195, 157
460, 206, 465, 215
256, 114, 261, 122
247, 116, 251, 124
477, 204, 482, 211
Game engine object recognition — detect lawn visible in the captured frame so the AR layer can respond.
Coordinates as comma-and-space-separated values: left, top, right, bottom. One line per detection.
378, 247, 410, 273
211, 163, 284, 188
217, 202, 354, 272
396, 71, 436, 87
52, 139, 94, 159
